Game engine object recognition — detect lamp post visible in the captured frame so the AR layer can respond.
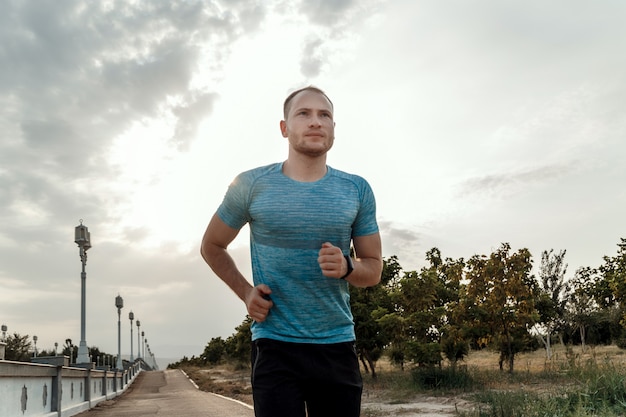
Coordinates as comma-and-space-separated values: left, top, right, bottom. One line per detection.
136, 320, 141, 359
115, 294, 123, 369
33, 335, 38, 357
142, 332, 145, 359
54, 342, 58, 356
74, 220, 92, 364
129, 311, 134, 362
1, 324, 6, 341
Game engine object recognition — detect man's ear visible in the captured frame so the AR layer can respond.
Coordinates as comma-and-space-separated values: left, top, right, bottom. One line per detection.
279, 120, 288, 138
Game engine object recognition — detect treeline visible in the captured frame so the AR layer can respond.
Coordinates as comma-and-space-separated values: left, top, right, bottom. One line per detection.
170, 238, 626, 376
2, 336, 114, 365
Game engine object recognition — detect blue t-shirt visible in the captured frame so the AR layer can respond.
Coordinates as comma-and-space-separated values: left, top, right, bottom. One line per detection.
217, 163, 379, 344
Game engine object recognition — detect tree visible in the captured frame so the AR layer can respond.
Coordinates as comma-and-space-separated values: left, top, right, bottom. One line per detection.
5, 333, 32, 361
463, 243, 538, 373
383, 248, 463, 368
567, 267, 601, 352
396, 269, 445, 366
600, 238, 626, 323
224, 317, 252, 364
352, 255, 401, 377
202, 337, 226, 364
429, 250, 467, 367
534, 249, 570, 359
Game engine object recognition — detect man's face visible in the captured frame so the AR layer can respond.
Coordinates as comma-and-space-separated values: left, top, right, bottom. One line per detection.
280, 90, 335, 158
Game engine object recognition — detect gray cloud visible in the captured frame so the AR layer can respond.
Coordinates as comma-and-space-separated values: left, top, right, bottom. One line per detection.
378, 220, 427, 270
300, 37, 325, 78
456, 163, 580, 200
299, 0, 362, 26
294, 0, 382, 78
0, 0, 270, 245
171, 92, 218, 150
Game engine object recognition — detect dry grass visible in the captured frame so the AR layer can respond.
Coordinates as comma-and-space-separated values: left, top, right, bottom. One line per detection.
462, 343, 626, 373
182, 363, 253, 405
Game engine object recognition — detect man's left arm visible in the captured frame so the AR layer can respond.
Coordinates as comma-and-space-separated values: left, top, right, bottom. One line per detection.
346, 232, 383, 288
318, 233, 382, 288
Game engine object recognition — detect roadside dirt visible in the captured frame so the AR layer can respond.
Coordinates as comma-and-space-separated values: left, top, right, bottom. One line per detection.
182, 364, 475, 416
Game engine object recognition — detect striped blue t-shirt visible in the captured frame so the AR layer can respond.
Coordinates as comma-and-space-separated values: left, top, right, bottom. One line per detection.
217, 162, 379, 344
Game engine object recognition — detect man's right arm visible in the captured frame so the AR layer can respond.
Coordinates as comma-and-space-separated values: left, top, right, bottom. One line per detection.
200, 213, 273, 322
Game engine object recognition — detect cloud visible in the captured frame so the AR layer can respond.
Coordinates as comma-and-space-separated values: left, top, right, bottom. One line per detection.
456, 163, 579, 200
0, 0, 268, 242
171, 91, 218, 150
379, 220, 426, 270
294, 0, 381, 78
300, 37, 325, 78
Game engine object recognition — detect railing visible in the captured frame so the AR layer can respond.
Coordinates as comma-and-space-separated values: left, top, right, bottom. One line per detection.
0, 356, 145, 417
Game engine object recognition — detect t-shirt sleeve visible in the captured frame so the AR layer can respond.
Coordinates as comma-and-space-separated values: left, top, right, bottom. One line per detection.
216, 173, 252, 230
352, 179, 379, 237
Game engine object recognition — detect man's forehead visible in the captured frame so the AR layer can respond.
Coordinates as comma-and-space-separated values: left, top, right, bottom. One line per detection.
290, 90, 333, 112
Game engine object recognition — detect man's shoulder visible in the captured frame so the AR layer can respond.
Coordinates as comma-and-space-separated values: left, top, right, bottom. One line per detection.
328, 166, 370, 186
235, 163, 282, 184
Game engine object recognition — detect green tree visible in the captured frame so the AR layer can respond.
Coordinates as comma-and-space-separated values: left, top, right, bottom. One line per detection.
5, 333, 32, 361
463, 243, 538, 373
351, 255, 400, 378
567, 267, 601, 352
224, 317, 252, 364
385, 248, 463, 367
202, 337, 226, 364
431, 252, 468, 367
396, 269, 445, 366
534, 249, 570, 359
600, 238, 626, 323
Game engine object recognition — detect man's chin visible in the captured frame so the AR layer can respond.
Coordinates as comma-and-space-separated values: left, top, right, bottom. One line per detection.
295, 143, 333, 158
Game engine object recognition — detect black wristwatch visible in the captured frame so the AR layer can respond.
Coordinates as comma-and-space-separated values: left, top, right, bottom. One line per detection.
340, 255, 354, 280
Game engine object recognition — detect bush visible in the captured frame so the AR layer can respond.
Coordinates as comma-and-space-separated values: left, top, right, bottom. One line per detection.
411, 365, 476, 391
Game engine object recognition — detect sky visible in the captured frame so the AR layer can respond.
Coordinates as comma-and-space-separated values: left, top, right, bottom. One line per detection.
1, 0, 625, 367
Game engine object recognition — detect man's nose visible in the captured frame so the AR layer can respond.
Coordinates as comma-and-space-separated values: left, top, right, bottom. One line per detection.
309, 115, 322, 127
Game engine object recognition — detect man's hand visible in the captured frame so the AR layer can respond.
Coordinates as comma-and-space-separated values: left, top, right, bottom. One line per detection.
245, 284, 273, 322
318, 242, 347, 279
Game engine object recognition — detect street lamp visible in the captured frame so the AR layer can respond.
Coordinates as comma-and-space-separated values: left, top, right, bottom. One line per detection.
142, 332, 145, 359
1, 324, 6, 341
33, 335, 38, 357
74, 220, 92, 364
115, 294, 123, 369
129, 311, 134, 361
136, 320, 141, 359
54, 342, 58, 356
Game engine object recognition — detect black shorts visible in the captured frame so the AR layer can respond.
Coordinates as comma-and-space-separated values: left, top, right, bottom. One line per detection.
251, 338, 363, 417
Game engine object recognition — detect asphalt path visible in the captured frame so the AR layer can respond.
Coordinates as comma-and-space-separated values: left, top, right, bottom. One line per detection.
76, 369, 254, 416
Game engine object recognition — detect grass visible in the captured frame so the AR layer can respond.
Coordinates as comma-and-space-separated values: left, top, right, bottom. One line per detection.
361, 344, 626, 417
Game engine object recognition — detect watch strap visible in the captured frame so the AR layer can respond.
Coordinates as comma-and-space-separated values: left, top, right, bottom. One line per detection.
340, 255, 354, 280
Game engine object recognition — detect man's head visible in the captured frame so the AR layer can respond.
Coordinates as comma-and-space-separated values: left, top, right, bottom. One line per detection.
280, 86, 335, 158
283, 86, 334, 120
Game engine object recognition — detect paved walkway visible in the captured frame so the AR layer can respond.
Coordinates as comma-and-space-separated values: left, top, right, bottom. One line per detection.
77, 369, 254, 416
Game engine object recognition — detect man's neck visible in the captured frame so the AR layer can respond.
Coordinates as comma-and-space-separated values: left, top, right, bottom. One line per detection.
282, 154, 328, 182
